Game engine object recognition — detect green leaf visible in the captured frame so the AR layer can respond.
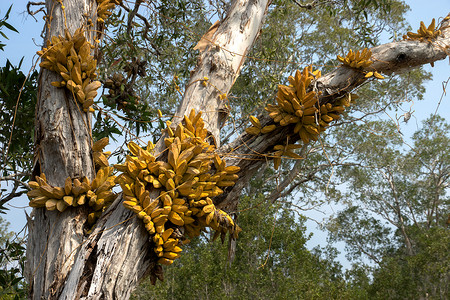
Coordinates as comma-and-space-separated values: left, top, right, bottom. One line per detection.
3, 21, 18, 33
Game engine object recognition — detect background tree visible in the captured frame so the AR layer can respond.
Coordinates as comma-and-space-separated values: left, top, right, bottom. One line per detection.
0, 4, 37, 214
327, 115, 450, 298
0, 216, 27, 300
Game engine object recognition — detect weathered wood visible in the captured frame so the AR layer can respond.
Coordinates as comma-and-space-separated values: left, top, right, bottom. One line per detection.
59, 195, 152, 299
26, 1, 98, 299
174, 0, 271, 146
317, 25, 450, 101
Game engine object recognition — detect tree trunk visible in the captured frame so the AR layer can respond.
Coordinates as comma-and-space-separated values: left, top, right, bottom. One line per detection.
174, 0, 270, 145
26, 0, 98, 299
26, 1, 450, 298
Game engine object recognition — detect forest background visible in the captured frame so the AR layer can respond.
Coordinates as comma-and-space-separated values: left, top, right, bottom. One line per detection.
0, 0, 449, 298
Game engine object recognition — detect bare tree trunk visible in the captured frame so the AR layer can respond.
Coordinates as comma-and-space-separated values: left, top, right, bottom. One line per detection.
174, 0, 271, 144
26, 0, 98, 299
26, 1, 450, 298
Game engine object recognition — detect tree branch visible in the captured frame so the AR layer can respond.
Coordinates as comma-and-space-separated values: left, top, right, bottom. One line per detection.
125, 0, 143, 36
214, 13, 450, 210
26, 1, 46, 21
0, 173, 30, 189
291, 0, 317, 10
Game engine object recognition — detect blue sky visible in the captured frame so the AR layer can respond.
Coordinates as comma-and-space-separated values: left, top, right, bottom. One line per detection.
0, 0, 449, 268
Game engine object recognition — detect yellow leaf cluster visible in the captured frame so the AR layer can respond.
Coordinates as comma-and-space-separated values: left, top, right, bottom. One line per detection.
93, 137, 112, 169
96, 0, 120, 23
272, 143, 303, 170
337, 48, 372, 69
403, 19, 441, 42
245, 115, 276, 135
365, 71, 384, 79
264, 66, 321, 144
255, 66, 359, 169
264, 65, 351, 148
37, 28, 100, 112
27, 166, 117, 226
115, 109, 241, 266
27, 138, 116, 228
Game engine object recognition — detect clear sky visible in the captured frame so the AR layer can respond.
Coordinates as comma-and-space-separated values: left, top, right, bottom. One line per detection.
0, 0, 449, 268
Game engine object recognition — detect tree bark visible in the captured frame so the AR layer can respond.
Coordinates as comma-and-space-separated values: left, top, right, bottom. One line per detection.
26, 1, 450, 298
174, 0, 271, 145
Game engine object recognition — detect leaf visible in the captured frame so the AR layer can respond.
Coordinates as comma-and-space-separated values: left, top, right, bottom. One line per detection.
5, 5, 12, 18
3, 21, 18, 33
374, 72, 384, 79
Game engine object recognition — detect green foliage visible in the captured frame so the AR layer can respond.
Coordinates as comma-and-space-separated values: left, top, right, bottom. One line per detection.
0, 8, 38, 212
328, 115, 450, 298
0, 5, 35, 179
0, 9, 32, 295
94, 0, 210, 140
0, 217, 27, 300
0, 60, 38, 176
0, 5, 18, 52
368, 227, 449, 299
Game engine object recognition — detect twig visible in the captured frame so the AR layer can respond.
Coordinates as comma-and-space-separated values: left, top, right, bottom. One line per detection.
26, 1, 46, 22
126, 0, 143, 36
1, 190, 28, 203
291, 0, 317, 10
0, 173, 31, 190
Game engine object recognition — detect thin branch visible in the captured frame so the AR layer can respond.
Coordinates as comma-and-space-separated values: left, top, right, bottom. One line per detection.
0, 173, 31, 190
0, 175, 29, 205
268, 147, 307, 202
120, 1, 151, 32
354, 239, 382, 266
1, 189, 28, 204
26, 1, 46, 22
288, 206, 324, 226
126, 0, 143, 36
385, 168, 414, 255
119, 1, 162, 56
291, 0, 317, 10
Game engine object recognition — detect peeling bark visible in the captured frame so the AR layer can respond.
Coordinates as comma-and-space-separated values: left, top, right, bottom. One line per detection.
174, 0, 271, 146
